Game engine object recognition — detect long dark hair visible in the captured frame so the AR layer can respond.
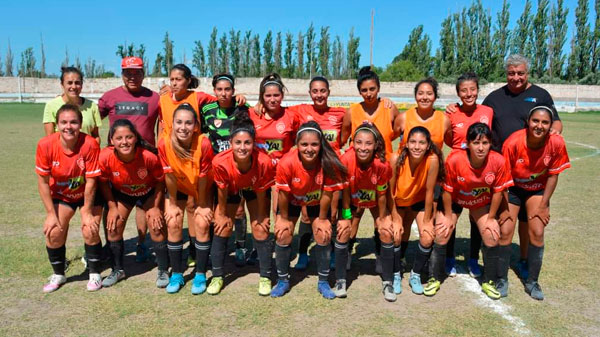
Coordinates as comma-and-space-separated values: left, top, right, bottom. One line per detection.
109, 119, 158, 154
396, 126, 445, 182
356, 66, 380, 90
259, 73, 286, 106
171, 64, 199, 89
296, 121, 347, 181
353, 122, 386, 164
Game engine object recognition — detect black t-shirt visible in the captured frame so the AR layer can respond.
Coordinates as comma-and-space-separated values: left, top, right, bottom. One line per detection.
482, 84, 560, 150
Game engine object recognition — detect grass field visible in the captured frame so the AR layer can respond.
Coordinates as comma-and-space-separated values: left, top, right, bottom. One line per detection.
0, 103, 598, 337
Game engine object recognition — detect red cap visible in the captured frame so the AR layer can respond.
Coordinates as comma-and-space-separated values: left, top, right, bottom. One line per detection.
121, 57, 144, 69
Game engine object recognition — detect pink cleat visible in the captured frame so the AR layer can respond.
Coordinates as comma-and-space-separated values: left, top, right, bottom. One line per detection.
87, 273, 102, 291
43, 274, 67, 293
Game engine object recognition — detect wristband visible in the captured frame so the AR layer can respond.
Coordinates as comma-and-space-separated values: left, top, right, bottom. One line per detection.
341, 208, 352, 220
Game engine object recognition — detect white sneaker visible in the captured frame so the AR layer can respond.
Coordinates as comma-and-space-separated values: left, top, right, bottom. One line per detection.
43, 274, 67, 293
87, 273, 102, 291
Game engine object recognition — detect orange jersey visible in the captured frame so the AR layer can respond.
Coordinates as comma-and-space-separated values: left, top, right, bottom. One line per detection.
502, 129, 570, 191
35, 133, 101, 203
158, 91, 216, 139
275, 148, 346, 206
349, 101, 395, 158
341, 147, 391, 208
401, 107, 446, 150
157, 134, 213, 199
443, 150, 513, 210
446, 104, 493, 150
249, 107, 299, 162
99, 146, 164, 197
393, 153, 434, 207
289, 104, 345, 152
212, 148, 275, 194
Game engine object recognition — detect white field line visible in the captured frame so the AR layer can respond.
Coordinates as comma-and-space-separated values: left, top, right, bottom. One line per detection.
566, 141, 600, 161
409, 222, 530, 336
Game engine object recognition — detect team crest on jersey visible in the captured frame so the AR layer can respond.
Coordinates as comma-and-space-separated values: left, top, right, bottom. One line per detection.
328, 116, 338, 124
276, 122, 286, 134
315, 172, 323, 185
293, 177, 301, 183
457, 122, 464, 128
543, 155, 551, 166
371, 174, 378, 185
307, 115, 314, 121
251, 176, 257, 184
137, 168, 148, 179
113, 171, 120, 176
480, 116, 489, 124
457, 176, 465, 182
484, 172, 495, 185
76, 157, 85, 170
214, 119, 222, 128
517, 158, 525, 164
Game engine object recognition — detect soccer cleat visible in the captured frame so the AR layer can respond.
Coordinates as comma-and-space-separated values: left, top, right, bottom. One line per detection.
270, 279, 290, 297
468, 258, 482, 278
155, 270, 169, 288
496, 278, 509, 298
294, 253, 309, 271
135, 243, 150, 263
102, 269, 125, 287
258, 277, 272, 296
191, 273, 207, 295
482, 280, 501, 300
423, 277, 441, 296
382, 281, 397, 302
206, 276, 224, 295
317, 281, 336, 299
409, 272, 424, 295
393, 272, 403, 294
525, 281, 544, 301
235, 248, 248, 267
43, 274, 67, 293
445, 257, 457, 277
334, 280, 347, 298
166, 273, 184, 293
87, 273, 102, 292
517, 259, 529, 281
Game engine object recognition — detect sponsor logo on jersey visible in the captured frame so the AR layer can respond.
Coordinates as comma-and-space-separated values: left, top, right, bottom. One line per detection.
458, 186, 490, 197
323, 130, 338, 143
484, 172, 495, 185
457, 122, 464, 128
524, 97, 537, 103
304, 190, 322, 204
137, 168, 148, 179
293, 177, 301, 183
353, 189, 375, 202
517, 158, 525, 164
113, 171, 120, 176
125, 184, 147, 192
52, 161, 60, 167
68, 176, 84, 190
264, 139, 283, 153
457, 176, 465, 182
213, 119, 222, 128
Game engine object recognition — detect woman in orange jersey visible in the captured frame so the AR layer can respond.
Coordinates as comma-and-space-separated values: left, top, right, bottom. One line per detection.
389, 126, 444, 296
501, 106, 570, 300
438, 123, 513, 299
444, 73, 493, 278
271, 121, 347, 299
207, 109, 276, 296
97, 119, 166, 288
36, 104, 103, 293
157, 103, 214, 294
159, 64, 245, 268
338, 122, 395, 300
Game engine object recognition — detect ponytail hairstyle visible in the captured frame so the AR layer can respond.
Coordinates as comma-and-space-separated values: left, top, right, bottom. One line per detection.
356, 66, 380, 90
527, 105, 554, 124
230, 106, 255, 139
310, 76, 330, 89
171, 64, 199, 89
396, 126, 445, 182
259, 72, 286, 107
296, 121, 347, 181
212, 73, 235, 89
414, 77, 439, 99
353, 121, 386, 164
109, 118, 158, 155
56, 104, 83, 124
455, 72, 479, 93
170, 103, 200, 160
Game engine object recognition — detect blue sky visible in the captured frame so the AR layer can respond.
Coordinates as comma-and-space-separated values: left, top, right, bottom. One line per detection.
0, 0, 593, 75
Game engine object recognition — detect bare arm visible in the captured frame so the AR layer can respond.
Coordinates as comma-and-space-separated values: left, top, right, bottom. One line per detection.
43, 123, 55, 136
423, 156, 439, 224
340, 108, 352, 148
392, 111, 405, 141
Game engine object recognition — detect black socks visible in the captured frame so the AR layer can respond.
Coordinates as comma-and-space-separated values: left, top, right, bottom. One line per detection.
84, 242, 102, 274
527, 243, 544, 283
482, 244, 500, 283
210, 236, 229, 277
109, 240, 125, 271
153, 240, 169, 272
430, 243, 447, 280
498, 244, 512, 280
47, 245, 66, 275
413, 242, 432, 276
195, 239, 211, 274
334, 240, 348, 281
315, 243, 331, 281
167, 240, 184, 273
275, 244, 291, 281
380, 242, 394, 282
234, 217, 247, 249
253, 237, 272, 278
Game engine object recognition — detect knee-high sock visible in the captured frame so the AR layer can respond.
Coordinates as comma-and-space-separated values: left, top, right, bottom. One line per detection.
413, 242, 432, 276
430, 243, 447, 280
85, 243, 103, 274
298, 221, 312, 255
194, 239, 211, 274
47, 245, 66, 275
447, 229, 456, 259
393, 245, 402, 273
234, 217, 247, 248
497, 244, 512, 280
400, 241, 409, 259
188, 236, 196, 260
153, 240, 169, 272
167, 240, 184, 273
380, 242, 394, 282
254, 237, 272, 278
275, 243, 291, 281
109, 240, 125, 271
334, 240, 348, 281
373, 228, 381, 255
482, 244, 500, 283
315, 243, 331, 281
470, 218, 482, 260
210, 236, 228, 277
527, 243, 544, 283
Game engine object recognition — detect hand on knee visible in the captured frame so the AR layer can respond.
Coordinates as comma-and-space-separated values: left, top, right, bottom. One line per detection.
419, 229, 434, 247
481, 233, 499, 247
276, 233, 292, 247
377, 227, 393, 245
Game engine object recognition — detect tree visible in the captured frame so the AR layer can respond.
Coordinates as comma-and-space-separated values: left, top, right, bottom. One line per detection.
274, 32, 283, 75
229, 29, 241, 76
84, 57, 96, 78
192, 40, 206, 76
62, 46, 69, 68
18, 47, 36, 77
162, 32, 174, 76
305, 24, 316, 77
284, 32, 295, 78
548, 0, 568, 78
393, 25, 432, 77
567, 0, 591, 80
318, 26, 330, 76
218, 32, 229, 73
116, 43, 135, 58
346, 28, 361, 78
252, 34, 261, 77
208, 27, 218, 76
297, 31, 304, 78
492, 0, 511, 78
381, 60, 422, 81
531, 0, 550, 78
40, 34, 46, 77
5, 40, 13, 76
0, 54, 3, 77
152, 53, 164, 77
512, 0, 533, 57
75, 55, 81, 70
434, 14, 455, 78
263, 31, 273, 73
472, 0, 494, 79
137, 44, 148, 74
591, 0, 600, 72
331, 35, 344, 79
242, 31, 252, 77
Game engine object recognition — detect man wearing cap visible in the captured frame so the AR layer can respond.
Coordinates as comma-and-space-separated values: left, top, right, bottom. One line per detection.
98, 57, 160, 270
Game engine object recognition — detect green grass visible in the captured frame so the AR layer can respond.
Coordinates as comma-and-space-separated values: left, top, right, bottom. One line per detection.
1, 103, 599, 336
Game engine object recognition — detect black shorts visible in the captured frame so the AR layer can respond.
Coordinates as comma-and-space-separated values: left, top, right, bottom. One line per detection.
436, 197, 463, 214
114, 189, 154, 208
53, 194, 104, 211
165, 191, 191, 202
508, 187, 545, 221
280, 204, 323, 219
227, 189, 259, 204
396, 200, 426, 213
